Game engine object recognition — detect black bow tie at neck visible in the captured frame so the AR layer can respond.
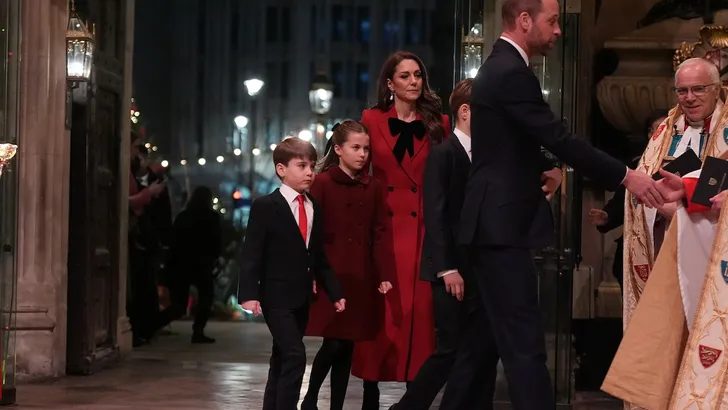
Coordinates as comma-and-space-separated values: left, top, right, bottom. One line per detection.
388, 118, 426, 163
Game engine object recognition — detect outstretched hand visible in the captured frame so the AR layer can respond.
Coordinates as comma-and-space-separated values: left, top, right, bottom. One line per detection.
624, 168, 665, 208
655, 169, 686, 203
334, 299, 346, 313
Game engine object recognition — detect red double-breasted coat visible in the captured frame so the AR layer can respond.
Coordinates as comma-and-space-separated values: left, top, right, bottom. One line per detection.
305, 166, 395, 341
351, 106, 451, 382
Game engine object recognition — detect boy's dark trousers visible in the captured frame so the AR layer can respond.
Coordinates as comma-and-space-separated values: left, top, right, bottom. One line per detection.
262, 304, 310, 410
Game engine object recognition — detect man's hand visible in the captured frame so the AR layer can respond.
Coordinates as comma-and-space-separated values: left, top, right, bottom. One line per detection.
241, 300, 262, 315
312, 280, 317, 294
624, 168, 665, 208
655, 169, 686, 203
541, 168, 563, 200
656, 202, 677, 220
588, 209, 608, 226
443, 271, 465, 301
334, 299, 346, 312
710, 190, 728, 216
378, 281, 393, 294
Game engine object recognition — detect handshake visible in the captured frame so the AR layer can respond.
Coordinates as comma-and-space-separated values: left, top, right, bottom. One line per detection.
624, 168, 686, 207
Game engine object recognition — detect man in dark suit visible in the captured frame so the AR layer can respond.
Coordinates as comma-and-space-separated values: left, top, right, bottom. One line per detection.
390, 79, 501, 410
458, 0, 666, 408
240, 138, 346, 410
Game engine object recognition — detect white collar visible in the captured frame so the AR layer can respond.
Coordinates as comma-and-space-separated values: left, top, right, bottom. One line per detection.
500, 35, 529, 66
453, 128, 471, 156
279, 183, 306, 204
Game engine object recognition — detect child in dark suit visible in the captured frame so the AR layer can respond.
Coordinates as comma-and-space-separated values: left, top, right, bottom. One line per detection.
240, 137, 346, 410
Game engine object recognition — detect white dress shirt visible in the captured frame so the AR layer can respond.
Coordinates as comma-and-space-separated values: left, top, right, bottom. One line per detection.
279, 183, 313, 246
453, 127, 472, 162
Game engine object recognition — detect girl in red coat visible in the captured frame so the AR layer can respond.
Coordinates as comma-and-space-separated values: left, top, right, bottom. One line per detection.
301, 120, 395, 410
353, 51, 450, 409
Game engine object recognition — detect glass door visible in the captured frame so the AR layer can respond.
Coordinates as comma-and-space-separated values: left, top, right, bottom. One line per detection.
531, 5, 581, 405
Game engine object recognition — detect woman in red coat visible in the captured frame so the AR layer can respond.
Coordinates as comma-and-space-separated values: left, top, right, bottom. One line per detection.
352, 50, 450, 409
301, 120, 396, 410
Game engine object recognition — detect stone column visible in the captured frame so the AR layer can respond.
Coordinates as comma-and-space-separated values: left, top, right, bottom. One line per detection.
14, 0, 70, 381
116, 0, 135, 357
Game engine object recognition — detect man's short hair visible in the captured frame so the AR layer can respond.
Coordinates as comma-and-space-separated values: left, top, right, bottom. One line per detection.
502, 0, 543, 29
272, 137, 318, 168
449, 78, 473, 117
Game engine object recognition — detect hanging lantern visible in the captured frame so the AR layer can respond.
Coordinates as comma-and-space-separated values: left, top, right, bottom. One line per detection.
309, 71, 334, 115
462, 23, 484, 80
66, 0, 95, 83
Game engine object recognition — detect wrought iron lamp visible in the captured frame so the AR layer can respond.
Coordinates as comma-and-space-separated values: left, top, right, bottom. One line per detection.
66, 0, 95, 85
309, 71, 334, 116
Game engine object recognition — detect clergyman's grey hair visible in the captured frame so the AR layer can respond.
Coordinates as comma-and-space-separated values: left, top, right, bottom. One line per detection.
675, 57, 720, 85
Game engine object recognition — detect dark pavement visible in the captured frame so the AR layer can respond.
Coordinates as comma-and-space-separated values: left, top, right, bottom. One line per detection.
14, 321, 621, 409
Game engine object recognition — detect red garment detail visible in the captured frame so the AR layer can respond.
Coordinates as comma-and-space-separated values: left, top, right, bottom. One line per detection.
349, 107, 450, 382
297, 194, 307, 241
684, 117, 712, 131
684, 177, 711, 214
305, 166, 396, 341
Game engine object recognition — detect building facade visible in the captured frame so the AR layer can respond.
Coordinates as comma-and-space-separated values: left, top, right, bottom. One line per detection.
0, 0, 135, 404
133, 0, 446, 214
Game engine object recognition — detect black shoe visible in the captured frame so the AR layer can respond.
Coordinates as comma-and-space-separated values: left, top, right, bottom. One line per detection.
362, 391, 379, 410
191, 333, 216, 344
300, 399, 318, 410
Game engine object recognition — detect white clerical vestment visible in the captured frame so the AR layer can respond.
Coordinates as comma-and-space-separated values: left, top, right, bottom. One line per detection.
604, 169, 728, 409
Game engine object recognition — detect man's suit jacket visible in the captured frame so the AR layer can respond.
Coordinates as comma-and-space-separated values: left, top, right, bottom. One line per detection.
459, 38, 627, 249
239, 189, 342, 309
421, 135, 471, 282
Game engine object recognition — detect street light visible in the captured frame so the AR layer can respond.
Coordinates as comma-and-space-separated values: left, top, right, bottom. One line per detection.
233, 115, 248, 129
66, 0, 95, 84
233, 148, 242, 156
252, 148, 261, 156
244, 78, 265, 200
309, 70, 334, 153
244, 79, 265, 97
216, 155, 224, 163
309, 72, 334, 115
298, 130, 313, 141
161, 160, 169, 168
198, 158, 206, 166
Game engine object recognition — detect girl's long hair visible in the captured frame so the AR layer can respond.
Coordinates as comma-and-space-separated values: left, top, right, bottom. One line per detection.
374, 50, 446, 144
318, 120, 369, 173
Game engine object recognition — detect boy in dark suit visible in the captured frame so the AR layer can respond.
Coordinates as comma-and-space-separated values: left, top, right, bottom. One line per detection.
240, 138, 346, 410
391, 79, 499, 410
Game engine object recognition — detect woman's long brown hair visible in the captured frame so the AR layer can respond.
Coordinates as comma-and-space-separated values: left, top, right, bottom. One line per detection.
374, 51, 447, 144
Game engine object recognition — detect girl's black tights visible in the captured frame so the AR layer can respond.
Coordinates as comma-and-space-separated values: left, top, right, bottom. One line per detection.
302, 338, 354, 410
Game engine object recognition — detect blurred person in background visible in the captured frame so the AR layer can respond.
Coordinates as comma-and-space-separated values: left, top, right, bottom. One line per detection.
128, 132, 165, 346
153, 186, 222, 343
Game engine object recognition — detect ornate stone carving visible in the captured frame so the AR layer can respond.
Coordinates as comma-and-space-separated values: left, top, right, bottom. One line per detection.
597, 18, 728, 134
596, 76, 676, 134
674, 25, 728, 78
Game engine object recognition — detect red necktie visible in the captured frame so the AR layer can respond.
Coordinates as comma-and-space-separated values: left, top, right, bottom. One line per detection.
297, 194, 307, 243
